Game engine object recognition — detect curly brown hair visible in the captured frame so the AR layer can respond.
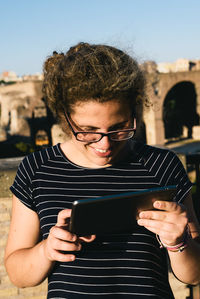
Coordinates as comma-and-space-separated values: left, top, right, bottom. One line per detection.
42, 42, 147, 136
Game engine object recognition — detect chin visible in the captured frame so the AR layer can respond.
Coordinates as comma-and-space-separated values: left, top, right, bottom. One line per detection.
91, 158, 112, 168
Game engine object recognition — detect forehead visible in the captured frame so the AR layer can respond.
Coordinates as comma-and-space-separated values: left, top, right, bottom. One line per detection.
71, 100, 131, 118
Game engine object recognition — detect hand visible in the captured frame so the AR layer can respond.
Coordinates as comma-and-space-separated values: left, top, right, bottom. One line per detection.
137, 201, 188, 246
44, 209, 95, 262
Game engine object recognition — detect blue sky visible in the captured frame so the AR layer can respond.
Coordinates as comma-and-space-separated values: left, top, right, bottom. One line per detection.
1, 0, 200, 76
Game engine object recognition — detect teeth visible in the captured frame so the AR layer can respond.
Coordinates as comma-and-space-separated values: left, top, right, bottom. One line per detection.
95, 149, 108, 153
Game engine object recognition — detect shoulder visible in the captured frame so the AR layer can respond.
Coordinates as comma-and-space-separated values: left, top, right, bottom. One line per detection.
130, 141, 192, 201
18, 144, 61, 179
131, 141, 185, 178
132, 141, 177, 164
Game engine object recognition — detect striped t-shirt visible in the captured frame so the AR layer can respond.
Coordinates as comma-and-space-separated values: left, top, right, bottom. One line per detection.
10, 141, 192, 298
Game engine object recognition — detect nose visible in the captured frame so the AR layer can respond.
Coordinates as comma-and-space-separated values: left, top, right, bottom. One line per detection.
96, 135, 111, 148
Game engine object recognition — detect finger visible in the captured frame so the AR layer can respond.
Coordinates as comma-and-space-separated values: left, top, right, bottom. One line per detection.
56, 209, 72, 226
44, 237, 77, 262
153, 200, 185, 213
79, 235, 96, 243
139, 210, 166, 220
137, 218, 174, 233
50, 226, 77, 242
50, 250, 76, 262
52, 238, 82, 252
139, 210, 187, 224
137, 217, 187, 243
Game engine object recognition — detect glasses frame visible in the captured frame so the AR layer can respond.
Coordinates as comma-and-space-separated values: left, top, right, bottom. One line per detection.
63, 110, 136, 143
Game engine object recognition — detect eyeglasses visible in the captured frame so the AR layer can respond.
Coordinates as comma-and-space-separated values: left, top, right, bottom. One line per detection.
63, 111, 136, 143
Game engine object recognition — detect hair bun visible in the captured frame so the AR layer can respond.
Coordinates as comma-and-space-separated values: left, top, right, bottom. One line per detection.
43, 51, 64, 74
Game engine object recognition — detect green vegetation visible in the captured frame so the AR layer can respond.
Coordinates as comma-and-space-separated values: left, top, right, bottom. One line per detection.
0, 80, 16, 85
0, 142, 36, 158
15, 142, 35, 154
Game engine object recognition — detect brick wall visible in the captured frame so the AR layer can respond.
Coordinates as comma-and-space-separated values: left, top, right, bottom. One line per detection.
0, 196, 47, 299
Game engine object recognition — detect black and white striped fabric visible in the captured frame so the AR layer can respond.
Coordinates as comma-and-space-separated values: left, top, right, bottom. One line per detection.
11, 141, 192, 298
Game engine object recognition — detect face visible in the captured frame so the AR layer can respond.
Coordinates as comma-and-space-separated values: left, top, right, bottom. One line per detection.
62, 100, 134, 168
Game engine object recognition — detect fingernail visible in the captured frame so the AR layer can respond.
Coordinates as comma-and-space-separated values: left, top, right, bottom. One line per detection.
72, 234, 77, 241
154, 201, 161, 208
137, 219, 143, 225
139, 212, 145, 218
70, 255, 76, 261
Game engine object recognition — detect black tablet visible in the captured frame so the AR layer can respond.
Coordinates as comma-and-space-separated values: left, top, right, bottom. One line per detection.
69, 185, 177, 236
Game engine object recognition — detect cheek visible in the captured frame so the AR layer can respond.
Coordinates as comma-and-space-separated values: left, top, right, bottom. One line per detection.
77, 141, 91, 152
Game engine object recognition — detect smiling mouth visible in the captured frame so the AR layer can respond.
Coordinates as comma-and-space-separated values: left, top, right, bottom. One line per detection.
92, 147, 112, 157
95, 148, 109, 153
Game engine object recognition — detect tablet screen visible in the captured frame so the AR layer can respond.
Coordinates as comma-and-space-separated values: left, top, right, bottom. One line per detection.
69, 185, 177, 236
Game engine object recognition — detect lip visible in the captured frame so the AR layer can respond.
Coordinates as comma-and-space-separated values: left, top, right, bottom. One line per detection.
91, 147, 112, 157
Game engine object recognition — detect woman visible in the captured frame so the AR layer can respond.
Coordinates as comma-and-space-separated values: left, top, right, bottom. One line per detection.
4, 42, 200, 298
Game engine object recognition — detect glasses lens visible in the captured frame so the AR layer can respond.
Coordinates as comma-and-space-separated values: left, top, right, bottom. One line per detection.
110, 130, 135, 141
76, 132, 101, 142
76, 130, 135, 142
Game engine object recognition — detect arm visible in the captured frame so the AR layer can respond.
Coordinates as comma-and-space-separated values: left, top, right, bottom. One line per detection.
137, 191, 200, 285
168, 193, 200, 284
4, 195, 52, 287
4, 196, 95, 288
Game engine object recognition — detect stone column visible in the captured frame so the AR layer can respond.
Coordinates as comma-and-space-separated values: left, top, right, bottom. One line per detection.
143, 107, 157, 145
0, 98, 10, 127
144, 106, 165, 145
10, 109, 18, 135
154, 113, 165, 145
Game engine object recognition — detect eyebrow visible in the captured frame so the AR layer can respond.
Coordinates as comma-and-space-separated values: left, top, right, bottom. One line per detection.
76, 120, 130, 131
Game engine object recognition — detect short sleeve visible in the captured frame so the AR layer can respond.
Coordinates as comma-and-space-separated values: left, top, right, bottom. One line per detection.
167, 151, 193, 203
10, 154, 37, 211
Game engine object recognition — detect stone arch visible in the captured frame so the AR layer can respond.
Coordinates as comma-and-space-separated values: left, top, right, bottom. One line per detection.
35, 129, 49, 146
29, 97, 56, 147
163, 81, 199, 140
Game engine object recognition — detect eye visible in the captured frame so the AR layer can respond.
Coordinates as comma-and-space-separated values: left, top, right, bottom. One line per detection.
110, 122, 129, 131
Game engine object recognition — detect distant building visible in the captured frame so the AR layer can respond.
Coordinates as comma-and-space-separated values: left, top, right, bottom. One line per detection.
0, 71, 22, 82
140, 61, 158, 74
22, 73, 43, 81
0, 71, 43, 83
157, 59, 200, 73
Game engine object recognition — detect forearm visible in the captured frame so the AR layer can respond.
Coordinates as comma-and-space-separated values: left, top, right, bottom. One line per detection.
169, 238, 200, 285
5, 239, 54, 288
